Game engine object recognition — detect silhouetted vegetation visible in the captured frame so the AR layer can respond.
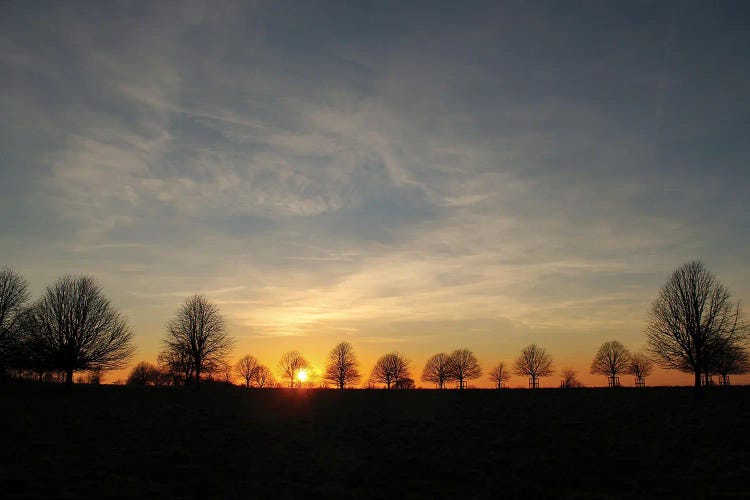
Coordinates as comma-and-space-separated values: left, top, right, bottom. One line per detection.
646, 261, 748, 388
488, 361, 511, 388
0, 268, 30, 381
278, 350, 310, 388
626, 352, 654, 387
20, 275, 135, 387
590, 340, 631, 387
421, 353, 451, 389
161, 295, 235, 389
235, 355, 260, 387
447, 348, 482, 389
370, 352, 411, 389
514, 344, 554, 388
560, 368, 583, 388
324, 341, 361, 389
127, 361, 165, 386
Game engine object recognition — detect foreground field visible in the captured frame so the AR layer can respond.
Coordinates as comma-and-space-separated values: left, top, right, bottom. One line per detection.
1, 384, 748, 498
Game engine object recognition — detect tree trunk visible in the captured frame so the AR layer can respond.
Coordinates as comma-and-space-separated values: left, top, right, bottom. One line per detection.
195, 366, 201, 390
65, 367, 74, 388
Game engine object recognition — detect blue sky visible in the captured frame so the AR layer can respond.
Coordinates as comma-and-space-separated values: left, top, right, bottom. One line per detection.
1, 1, 748, 385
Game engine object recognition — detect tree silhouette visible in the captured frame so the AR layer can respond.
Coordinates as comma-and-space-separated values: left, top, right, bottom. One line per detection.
251, 364, 273, 388
708, 342, 749, 386
513, 344, 553, 388
24, 275, 134, 386
236, 355, 260, 387
127, 361, 164, 386
626, 352, 654, 387
161, 295, 235, 389
560, 368, 582, 388
157, 348, 194, 386
447, 348, 482, 389
278, 351, 309, 388
646, 261, 747, 387
324, 341, 361, 389
0, 268, 30, 381
488, 361, 511, 389
590, 340, 631, 387
370, 352, 411, 389
421, 353, 451, 389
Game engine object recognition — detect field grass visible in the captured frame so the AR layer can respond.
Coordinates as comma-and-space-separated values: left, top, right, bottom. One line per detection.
1, 383, 748, 499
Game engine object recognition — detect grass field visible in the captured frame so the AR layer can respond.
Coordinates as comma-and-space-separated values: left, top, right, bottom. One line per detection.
1, 383, 748, 498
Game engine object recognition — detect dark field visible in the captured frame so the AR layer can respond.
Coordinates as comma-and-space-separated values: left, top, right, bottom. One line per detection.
1, 384, 748, 499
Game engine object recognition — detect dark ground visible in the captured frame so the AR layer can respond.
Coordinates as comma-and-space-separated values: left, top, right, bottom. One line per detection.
1, 383, 748, 499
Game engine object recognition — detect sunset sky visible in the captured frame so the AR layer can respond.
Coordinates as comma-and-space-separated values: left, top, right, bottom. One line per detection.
1, 1, 749, 387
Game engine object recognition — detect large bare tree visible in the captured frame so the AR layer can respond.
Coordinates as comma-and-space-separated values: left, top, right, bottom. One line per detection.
162, 294, 235, 389
488, 361, 511, 389
236, 354, 261, 388
0, 268, 30, 380
278, 350, 310, 388
513, 344, 553, 388
646, 261, 747, 387
590, 340, 631, 387
447, 348, 482, 389
25, 275, 134, 386
421, 353, 451, 389
626, 352, 654, 387
370, 352, 411, 389
324, 341, 361, 389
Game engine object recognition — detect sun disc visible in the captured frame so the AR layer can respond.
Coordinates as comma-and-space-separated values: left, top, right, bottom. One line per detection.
297, 369, 309, 383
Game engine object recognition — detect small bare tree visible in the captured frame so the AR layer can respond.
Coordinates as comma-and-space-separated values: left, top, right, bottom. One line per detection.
236, 355, 260, 387
514, 344, 553, 388
590, 340, 631, 387
709, 342, 749, 386
324, 341, 361, 389
251, 364, 273, 388
0, 268, 30, 380
421, 353, 451, 389
278, 350, 310, 388
646, 261, 747, 387
127, 361, 164, 386
25, 275, 135, 386
370, 352, 411, 389
488, 361, 511, 389
162, 295, 235, 389
560, 368, 583, 388
626, 352, 654, 387
447, 348, 482, 389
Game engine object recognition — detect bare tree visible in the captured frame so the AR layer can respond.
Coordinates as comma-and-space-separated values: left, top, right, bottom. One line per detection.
488, 361, 511, 389
236, 355, 260, 387
626, 352, 654, 387
560, 368, 583, 388
708, 342, 749, 386
646, 261, 747, 388
157, 348, 194, 386
251, 364, 273, 388
590, 340, 631, 387
447, 348, 482, 389
370, 352, 411, 389
24, 275, 134, 386
278, 350, 310, 388
0, 268, 30, 380
421, 353, 451, 389
514, 344, 553, 388
127, 361, 164, 386
162, 295, 235, 389
324, 341, 361, 389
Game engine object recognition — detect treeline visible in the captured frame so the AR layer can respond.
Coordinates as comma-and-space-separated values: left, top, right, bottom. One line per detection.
1, 261, 748, 389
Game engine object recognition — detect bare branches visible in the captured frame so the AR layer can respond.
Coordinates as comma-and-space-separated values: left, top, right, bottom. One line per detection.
0, 268, 30, 379
236, 355, 260, 387
26, 275, 134, 385
646, 260, 748, 387
447, 348, 482, 389
324, 342, 361, 389
250, 365, 274, 388
278, 351, 309, 388
590, 340, 631, 381
560, 368, 583, 388
421, 353, 451, 389
370, 352, 411, 389
161, 295, 235, 389
488, 361, 511, 389
514, 344, 553, 388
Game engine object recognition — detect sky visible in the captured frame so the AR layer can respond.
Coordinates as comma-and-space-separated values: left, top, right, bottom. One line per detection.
1, 0, 749, 387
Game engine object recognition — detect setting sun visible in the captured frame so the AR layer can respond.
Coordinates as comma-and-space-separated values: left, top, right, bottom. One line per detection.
296, 369, 309, 384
